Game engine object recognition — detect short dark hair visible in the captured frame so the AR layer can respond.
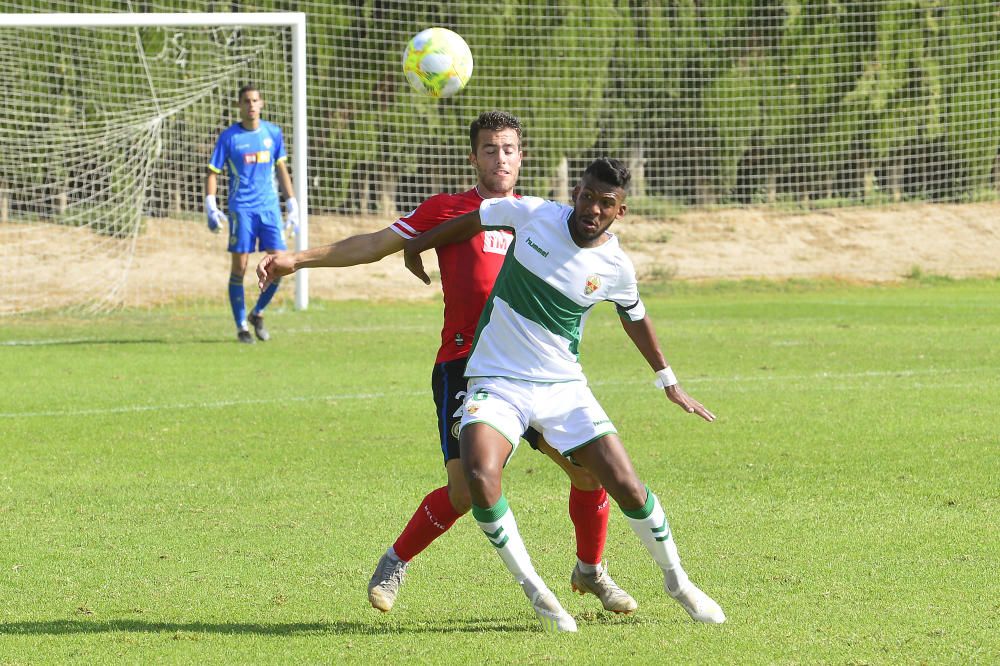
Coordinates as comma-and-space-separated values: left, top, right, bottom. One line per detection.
238, 83, 260, 100
469, 111, 522, 151
584, 157, 631, 191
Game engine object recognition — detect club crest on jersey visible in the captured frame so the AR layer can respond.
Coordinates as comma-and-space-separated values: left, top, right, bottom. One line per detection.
584, 274, 601, 295
264, 137, 273, 148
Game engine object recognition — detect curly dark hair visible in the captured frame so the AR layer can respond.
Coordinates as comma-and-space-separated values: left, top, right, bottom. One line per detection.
584, 156, 631, 191
469, 111, 523, 151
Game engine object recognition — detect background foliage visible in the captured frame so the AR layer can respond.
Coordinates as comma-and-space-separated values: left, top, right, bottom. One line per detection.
3, 0, 999, 218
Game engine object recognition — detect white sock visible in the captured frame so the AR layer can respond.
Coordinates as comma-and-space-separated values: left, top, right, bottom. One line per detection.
472, 495, 548, 601
576, 559, 601, 574
623, 486, 691, 594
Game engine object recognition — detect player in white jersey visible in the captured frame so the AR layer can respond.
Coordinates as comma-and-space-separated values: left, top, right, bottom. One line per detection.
403, 157, 725, 632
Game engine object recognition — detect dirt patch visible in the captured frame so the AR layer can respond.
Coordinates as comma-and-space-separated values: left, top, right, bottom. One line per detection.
5, 202, 999, 312
618, 202, 1000, 282
292, 202, 1000, 299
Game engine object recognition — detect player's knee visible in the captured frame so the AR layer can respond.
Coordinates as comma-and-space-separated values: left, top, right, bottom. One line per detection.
446, 483, 472, 514
619, 478, 649, 512
462, 463, 501, 506
565, 464, 602, 492
604, 475, 647, 512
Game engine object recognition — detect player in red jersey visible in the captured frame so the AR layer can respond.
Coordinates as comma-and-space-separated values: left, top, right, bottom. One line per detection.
256, 111, 636, 617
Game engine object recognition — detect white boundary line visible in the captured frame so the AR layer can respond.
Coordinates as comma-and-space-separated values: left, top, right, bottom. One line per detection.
0, 367, 990, 420
1, 338, 99, 347
0, 325, 430, 346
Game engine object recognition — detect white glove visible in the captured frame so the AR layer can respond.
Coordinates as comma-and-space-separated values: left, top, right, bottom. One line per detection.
284, 197, 299, 237
205, 195, 226, 234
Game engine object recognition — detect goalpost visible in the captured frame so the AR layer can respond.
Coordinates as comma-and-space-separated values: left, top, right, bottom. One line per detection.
0, 12, 310, 314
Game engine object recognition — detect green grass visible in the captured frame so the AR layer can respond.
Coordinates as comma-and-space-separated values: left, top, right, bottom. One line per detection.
1, 280, 998, 664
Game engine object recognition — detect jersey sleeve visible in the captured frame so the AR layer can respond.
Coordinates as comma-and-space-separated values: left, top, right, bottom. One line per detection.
608, 252, 647, 322
272, 124, 287, 162
209, 130, 227, 173
479, 195, 546, 232
390, 193, 456, 239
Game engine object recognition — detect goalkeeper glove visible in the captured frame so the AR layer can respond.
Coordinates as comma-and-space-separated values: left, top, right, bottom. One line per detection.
205, 195, 226, 234
284, 197, 300, 237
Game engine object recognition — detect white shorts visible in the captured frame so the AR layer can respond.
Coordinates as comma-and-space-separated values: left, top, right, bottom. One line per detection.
461, 377, 617, 457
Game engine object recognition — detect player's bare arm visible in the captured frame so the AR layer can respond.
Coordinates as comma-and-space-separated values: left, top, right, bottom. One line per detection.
620, 315, 716, 422
275, 160, 296, 199
403, 210, 483, 284
206, 170, 218, 197
257, 227, 405, 290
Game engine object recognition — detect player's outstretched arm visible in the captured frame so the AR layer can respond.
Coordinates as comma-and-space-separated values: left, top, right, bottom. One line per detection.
403, 210, 483, 284
621, 315, 716, 422
256, 227, 405, 291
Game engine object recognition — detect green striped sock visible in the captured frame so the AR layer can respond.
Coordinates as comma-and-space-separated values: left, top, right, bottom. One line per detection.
623, 486, 690, 593
473, 495, 546, 599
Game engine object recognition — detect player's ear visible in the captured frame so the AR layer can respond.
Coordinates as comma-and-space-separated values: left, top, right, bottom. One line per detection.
571, 184, 580, 202
617, 201, 627, 220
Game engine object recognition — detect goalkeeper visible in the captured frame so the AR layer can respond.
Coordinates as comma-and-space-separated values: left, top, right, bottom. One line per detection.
205, 83, 298, 344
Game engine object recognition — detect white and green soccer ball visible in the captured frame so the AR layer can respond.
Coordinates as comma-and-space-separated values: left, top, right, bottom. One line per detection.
402, 28, 473, 98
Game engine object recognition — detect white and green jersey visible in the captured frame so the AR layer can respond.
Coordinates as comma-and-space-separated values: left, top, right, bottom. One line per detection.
466, 196, 646, 383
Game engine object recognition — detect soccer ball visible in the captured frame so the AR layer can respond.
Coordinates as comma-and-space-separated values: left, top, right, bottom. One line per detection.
402, 28, 473, 98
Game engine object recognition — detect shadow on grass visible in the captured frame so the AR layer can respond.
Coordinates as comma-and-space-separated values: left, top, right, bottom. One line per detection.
0, 617, 539, 636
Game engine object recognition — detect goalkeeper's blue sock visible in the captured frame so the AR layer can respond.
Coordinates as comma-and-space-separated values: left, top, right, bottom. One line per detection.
253, 277, 281, 315
228, 273, 247, 330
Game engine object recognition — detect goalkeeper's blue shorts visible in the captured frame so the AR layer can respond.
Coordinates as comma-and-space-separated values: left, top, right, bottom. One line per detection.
227, 206, 287, 254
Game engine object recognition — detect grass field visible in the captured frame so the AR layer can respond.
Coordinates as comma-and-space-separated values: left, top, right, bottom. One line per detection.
1, 278, 997, 664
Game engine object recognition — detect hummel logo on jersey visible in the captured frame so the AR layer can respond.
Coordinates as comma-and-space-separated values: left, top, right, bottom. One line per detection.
525, 236, 549, 257
585, 275, 601, 295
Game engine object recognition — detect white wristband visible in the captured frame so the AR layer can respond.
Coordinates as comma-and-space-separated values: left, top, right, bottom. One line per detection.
205, 194, 219, 212
653, 367, 678, 389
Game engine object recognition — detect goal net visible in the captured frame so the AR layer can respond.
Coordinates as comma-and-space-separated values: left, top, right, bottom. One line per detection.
0, 13, 305, 314
3, 3, 998, 314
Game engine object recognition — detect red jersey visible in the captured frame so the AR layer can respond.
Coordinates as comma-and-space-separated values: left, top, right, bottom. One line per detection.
390, 187, 514, 364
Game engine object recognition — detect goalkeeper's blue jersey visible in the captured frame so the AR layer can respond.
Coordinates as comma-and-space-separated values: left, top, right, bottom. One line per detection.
209, 120, 287, 213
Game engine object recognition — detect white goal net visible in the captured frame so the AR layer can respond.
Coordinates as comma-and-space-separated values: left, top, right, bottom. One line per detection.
0, 13, 304, 314
3, 3, 999, 314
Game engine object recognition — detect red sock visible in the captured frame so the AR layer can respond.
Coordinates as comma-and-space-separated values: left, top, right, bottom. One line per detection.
569, 485, 610, 566
391, 486, 463, 562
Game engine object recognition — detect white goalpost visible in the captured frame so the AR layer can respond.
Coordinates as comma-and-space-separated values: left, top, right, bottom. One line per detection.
1, 12, 310, 313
